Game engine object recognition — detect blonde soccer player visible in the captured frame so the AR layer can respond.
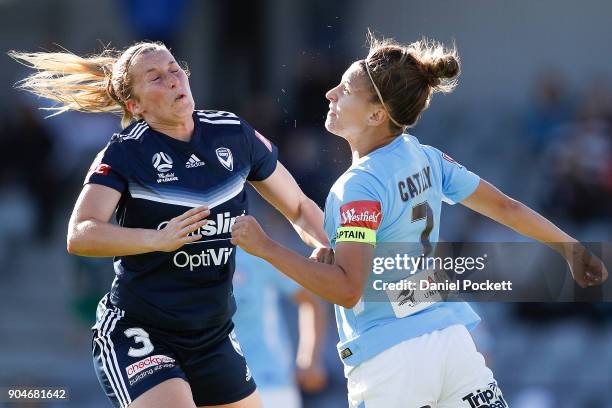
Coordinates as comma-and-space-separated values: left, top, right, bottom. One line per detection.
10, 42, 330, 408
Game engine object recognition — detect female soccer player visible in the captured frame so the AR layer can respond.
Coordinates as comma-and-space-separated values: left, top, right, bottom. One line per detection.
231, 35, 608, 407
9, 42, 330, 408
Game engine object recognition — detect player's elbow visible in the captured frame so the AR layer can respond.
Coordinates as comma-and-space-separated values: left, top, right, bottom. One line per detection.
66, 223, 89, 255
339, 286, 362, 309
339, 295, 361, 309
66, 233, 83, 255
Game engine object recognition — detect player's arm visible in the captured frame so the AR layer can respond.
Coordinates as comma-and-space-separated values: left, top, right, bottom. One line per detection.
293, 289, 328, 392
460, 179, 608, 286
249, 162, 330, 248
231, 215, 371, 308
67, 184, 210, 257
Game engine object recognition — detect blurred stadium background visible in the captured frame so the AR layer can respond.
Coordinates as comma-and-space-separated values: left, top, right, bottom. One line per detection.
0, 0, 611, 407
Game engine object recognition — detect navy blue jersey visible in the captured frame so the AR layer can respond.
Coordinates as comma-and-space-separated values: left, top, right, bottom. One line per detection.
85, 110, 278, 336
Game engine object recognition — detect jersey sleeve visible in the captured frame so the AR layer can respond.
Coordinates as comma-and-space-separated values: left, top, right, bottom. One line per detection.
428, 146, 480, 205
241, 120, 279, 181
332, 171, 385, 246
84, 137, 130, 193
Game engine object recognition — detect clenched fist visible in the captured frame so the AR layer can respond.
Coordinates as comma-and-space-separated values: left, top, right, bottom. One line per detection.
565, 243, 608, 288
230, 215, 271, 258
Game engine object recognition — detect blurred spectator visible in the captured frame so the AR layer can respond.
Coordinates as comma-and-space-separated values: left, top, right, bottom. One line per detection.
0, 104, 59, 242
540, 83, 612, 223
513, 387, 556, 408
121, 0, 191, 50
525, 70, 573, 152
209, 2, 267, 106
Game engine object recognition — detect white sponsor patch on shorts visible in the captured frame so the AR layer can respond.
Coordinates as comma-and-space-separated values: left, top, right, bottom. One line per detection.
125, 355, 175, 379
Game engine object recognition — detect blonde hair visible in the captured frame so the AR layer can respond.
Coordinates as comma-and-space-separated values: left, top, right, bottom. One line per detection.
8, 41, 168, 128
362, 32, 460, 131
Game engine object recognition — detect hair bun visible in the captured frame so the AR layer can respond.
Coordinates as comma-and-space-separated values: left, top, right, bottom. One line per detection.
425, 55, 459, 87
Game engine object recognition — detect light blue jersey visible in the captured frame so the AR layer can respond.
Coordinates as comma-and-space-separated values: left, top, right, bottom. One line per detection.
323, 134, 482, 372
232, 248, 300, 389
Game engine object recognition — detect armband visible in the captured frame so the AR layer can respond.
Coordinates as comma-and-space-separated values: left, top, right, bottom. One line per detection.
335, 227, 376, 244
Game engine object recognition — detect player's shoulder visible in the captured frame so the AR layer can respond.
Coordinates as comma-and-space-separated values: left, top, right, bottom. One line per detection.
194, 110, 272, 154
109, 119, 150, 145
194, 109, 244, 127
361, 134, 419, 167
418, 141, 442, 158
401, 135, 450, 171
418, 142, 463, 169
331, 164, 385, 200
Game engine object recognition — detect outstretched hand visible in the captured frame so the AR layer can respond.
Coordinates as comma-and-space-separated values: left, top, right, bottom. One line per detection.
153, 206, 209, 252
230, 215, 272, 258
565, 243, 608, 288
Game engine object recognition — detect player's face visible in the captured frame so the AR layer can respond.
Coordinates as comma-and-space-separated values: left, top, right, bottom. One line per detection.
325, 62, 378, 138
127, 49, 195, 124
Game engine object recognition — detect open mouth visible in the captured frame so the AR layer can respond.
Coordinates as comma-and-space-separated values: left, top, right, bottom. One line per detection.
175, 94, 186, 101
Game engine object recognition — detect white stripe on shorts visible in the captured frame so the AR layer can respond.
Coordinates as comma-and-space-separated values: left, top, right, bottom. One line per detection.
97, 308, 132, 408
95, 309, 127, 407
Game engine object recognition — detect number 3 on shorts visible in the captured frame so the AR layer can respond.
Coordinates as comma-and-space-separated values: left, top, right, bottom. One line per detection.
124, 328, 154, 358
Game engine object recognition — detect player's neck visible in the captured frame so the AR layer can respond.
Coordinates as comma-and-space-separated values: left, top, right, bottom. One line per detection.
349, 129, 399, 162
147, 116, 195, 142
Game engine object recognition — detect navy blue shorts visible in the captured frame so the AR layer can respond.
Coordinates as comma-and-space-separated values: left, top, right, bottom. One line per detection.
91, 298, 256, 407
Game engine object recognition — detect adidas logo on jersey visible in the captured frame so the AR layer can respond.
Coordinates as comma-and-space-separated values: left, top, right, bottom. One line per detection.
185, 154, 205, 169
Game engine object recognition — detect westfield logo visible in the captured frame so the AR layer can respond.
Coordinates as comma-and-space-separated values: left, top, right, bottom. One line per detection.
339, 200, 383, 229
341, 208, 381, 225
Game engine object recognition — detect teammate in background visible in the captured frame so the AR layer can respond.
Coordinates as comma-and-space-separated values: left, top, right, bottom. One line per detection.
9, 42, 330, 408
230, 35, 608, 407
233, 248, 327, 408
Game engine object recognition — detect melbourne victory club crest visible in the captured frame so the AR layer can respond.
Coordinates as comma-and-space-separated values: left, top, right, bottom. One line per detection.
152, 152, 178, 183
216, 147, 233, 171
